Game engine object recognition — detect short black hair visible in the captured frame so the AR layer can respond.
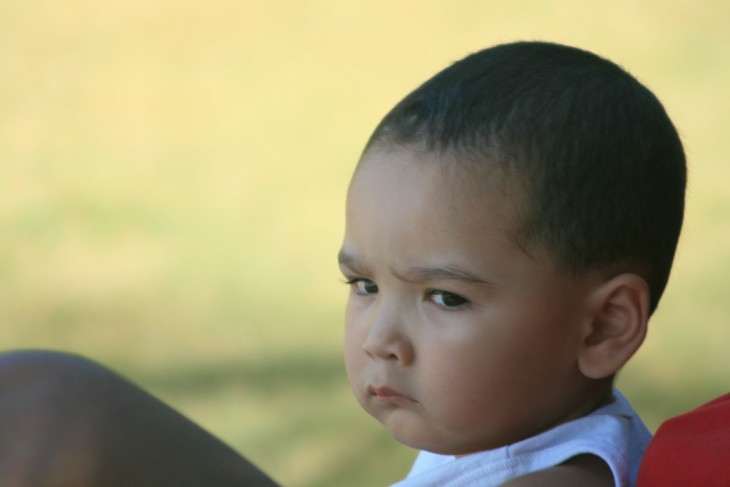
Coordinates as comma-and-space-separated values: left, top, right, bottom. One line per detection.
363, 41, 686, 314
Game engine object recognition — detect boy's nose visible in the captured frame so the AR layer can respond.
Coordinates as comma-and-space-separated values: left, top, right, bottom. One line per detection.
362, 301, 414, 365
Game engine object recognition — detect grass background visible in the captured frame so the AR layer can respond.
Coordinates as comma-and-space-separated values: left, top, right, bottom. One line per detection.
1, 1, 729, 485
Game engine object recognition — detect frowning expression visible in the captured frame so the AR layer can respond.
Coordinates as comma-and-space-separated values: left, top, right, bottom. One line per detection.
340, 146, 597, 455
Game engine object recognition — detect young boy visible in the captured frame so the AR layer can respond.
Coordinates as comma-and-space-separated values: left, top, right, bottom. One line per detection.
0, 41, 684, 486
339, 41, 685, 486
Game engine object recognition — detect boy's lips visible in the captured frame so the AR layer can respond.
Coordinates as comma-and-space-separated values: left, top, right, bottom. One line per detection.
368, 385, 418, 406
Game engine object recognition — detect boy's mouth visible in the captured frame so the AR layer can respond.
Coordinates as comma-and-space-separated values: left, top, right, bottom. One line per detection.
368, 385, 418, 406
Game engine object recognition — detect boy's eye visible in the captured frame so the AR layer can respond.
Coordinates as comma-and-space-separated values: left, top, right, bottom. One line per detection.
429, 290, 469, 309
347, 278, 378, 295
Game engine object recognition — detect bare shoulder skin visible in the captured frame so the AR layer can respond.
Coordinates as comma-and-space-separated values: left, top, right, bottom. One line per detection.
500, 455, 614, 487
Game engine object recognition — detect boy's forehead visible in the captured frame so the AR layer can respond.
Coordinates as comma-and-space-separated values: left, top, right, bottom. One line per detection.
346, 144, 540, 262
341, 146, 564, 286
351, 145, 519, 209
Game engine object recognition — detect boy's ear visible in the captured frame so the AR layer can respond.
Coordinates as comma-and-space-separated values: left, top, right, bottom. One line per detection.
577, 273, 649, 380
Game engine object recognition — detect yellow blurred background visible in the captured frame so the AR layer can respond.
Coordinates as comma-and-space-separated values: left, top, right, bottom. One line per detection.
1, 1, 729, 485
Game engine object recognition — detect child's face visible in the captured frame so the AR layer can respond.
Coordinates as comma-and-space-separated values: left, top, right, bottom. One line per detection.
340, 147, 600, 455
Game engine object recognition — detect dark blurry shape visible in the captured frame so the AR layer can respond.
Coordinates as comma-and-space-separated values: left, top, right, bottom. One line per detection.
0, 350, 280, 487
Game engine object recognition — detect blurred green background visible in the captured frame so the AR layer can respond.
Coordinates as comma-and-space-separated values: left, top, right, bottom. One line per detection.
1, 1, 729, 485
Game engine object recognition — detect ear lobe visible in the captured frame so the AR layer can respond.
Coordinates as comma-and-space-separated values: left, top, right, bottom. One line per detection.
577, 274, 649, 380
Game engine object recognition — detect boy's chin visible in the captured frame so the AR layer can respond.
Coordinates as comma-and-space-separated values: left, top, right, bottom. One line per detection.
376, 412, 470, 455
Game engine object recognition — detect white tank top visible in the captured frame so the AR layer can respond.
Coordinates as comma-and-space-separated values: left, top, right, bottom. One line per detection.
390, 389, 651, 487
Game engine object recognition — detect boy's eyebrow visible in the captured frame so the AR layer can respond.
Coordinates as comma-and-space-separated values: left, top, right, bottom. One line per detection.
399, 264, 492, 286
339, 249, 493, 286
338, 250, 368, 273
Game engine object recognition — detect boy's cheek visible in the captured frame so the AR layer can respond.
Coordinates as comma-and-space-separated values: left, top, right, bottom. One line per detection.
343, 326, 367, 379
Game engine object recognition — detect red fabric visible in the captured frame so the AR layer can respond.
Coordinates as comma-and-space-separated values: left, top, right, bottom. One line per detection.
637, 392, 730, 486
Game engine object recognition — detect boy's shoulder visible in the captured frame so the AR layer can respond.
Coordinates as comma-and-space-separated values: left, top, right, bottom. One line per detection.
500, 454, 613, 487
